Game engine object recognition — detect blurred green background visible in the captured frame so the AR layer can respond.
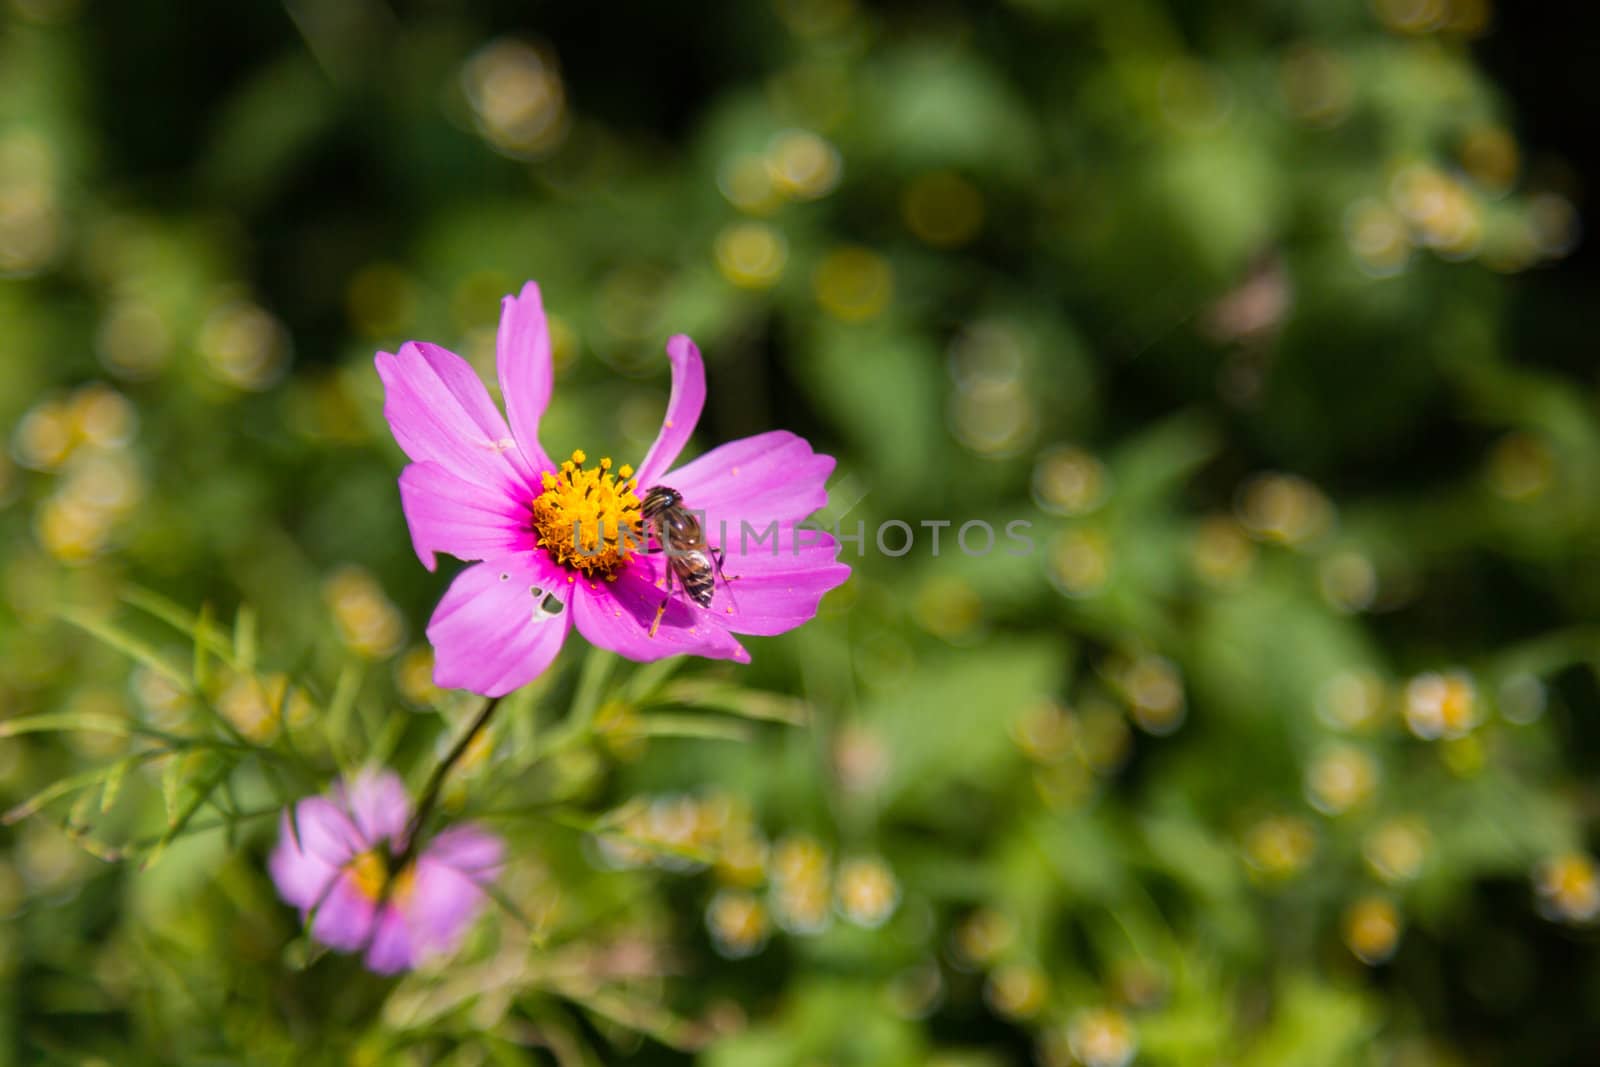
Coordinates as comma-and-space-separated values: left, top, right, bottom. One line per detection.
3, 0, 1600, 1063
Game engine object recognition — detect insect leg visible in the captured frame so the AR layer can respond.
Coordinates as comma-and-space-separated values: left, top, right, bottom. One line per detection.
709, 545, 742, 613
649, 562, 675, 638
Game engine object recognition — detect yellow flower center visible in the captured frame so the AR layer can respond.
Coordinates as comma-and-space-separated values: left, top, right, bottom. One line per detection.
530, 450, 644, 580
346, 848, 416, 904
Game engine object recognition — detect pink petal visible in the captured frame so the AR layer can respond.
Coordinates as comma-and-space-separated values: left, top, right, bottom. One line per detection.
340, 770, 411, 846
427, 824, 506, 876
268, 812, 342, 911
570, 560, 750, 663
310, 877, 378, 952
286, 796, 366, 867
701, 533, 852, 637
635, 335, 706, 487
656, 431, 835, 535
644, 430, 850, 636
398, 460, 533, 572
495, 281, 556, 472
427, 556, 574, 697
405, 853, 493, 956
364, 906, 415, 974
375, 341, 538, 497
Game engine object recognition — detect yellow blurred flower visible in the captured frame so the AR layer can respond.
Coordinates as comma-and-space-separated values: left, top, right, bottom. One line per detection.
1343, 896, 1403, 965
1344, 197, 1411, 276
714, 221, 787, 289
132, 663, 194, 731
772, 833, 829, 885
984, 962, 1048, 1021
1238, 472, 1333, 547
718, 154, 782, 215
394, 645, 442, 707
1391, 164, 1482, 259
199, 299, 290, 391
1191, 514, 1256, 585
1012, 699, 1075, 765
1033, 445, 1107, 516
1305, 745, 1379, 815
954, 908, 1015, 968
1318, 670, 1387, 732
1116, 654, 1186, 736
1243, 814, 1317, 881
1049, 527, 1111, 598
715, 831, 770, 888
13, 398, 75, 471
707, 889, 769, 958
323, 565, 405, 659
1536, 852, 1600, 924
766, 129, 841, 200
69, 384, 137, 450
462, 39, 567, 158
96, 298, 172, 380
35, 494, 113, 563
1403, 671, 1478, 740
771, 872, 832, 935
217, 672, 315, 744
1319, 551, 1378, 613
1067, 1007, 1138, 1067
813, 246, 893, 322
835, 856, 899, 928
1364, 817, 1429, 884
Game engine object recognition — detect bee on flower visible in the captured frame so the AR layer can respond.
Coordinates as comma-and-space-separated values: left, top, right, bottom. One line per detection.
376, 281, 850, 695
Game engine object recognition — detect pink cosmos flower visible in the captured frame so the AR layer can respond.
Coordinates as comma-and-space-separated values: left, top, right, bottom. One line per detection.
269, 771, 503, 974
376, 281, 850, 696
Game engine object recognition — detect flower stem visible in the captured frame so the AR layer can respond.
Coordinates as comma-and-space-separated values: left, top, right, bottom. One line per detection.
397, 695, 501, 866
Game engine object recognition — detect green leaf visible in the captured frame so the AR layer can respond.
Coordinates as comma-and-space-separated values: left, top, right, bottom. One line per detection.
0, 712, 135, 739
235, 604, 258, 674
628, 713, 753, 742
122, 585, 237, 667
100, 757, 129, 814
144, 756, 238, 871
870, 639, 1065, 812
326, 661, 363, 768
4, 755, 152, 825
570, 644, 617, 728
652, 679, 810, 725
60, 608, 191, 692
193, 601, 213, 691
622, 656, 686, 703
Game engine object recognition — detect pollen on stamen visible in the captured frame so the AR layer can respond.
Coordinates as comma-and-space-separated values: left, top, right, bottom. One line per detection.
529, 450, 645, 580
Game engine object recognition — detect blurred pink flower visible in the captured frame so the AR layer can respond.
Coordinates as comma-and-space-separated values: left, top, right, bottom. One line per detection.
376, 281, 849, 695
269, 771, 503, 974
